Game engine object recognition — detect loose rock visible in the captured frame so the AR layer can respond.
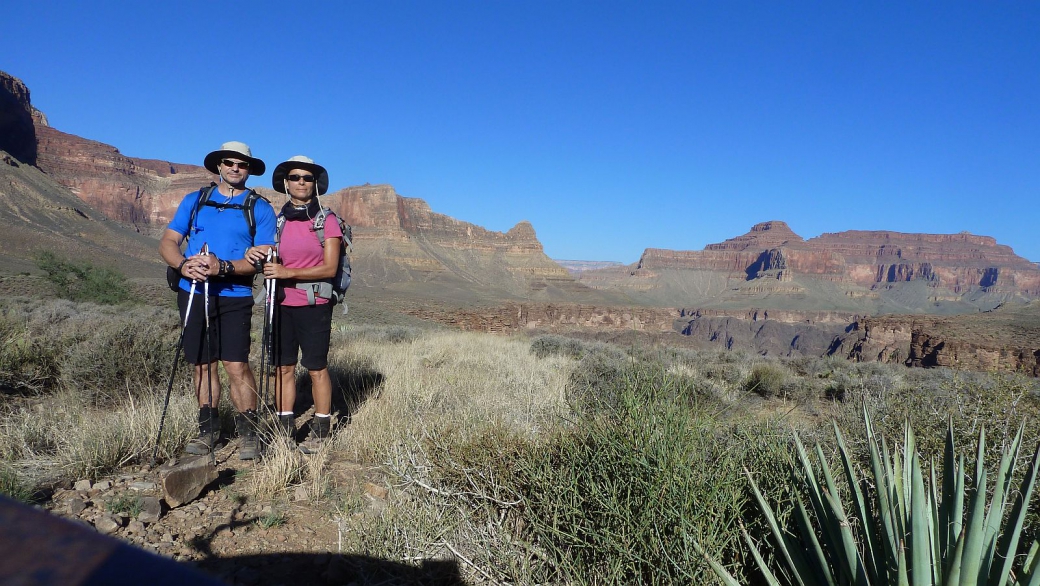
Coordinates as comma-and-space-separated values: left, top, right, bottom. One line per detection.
160, 456, 218, 508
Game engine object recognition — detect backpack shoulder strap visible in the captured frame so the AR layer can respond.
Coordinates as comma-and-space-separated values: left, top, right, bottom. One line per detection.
185, 183, 217, 242
242, 189, 262, 241
312, 207, 332, 247
274, 213, 286, 246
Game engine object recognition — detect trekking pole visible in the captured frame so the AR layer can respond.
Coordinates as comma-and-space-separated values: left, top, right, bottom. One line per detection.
202, 243, 216, 464
151, 274, 198, 466
257, 249, 273, 410
266, 249, 277, 411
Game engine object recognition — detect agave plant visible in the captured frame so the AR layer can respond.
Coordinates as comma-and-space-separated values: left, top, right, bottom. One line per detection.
699, 410, 1040, 586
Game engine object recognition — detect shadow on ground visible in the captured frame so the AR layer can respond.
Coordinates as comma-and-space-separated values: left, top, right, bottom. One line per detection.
291, 363, 384, 431
1, 494, 467, 586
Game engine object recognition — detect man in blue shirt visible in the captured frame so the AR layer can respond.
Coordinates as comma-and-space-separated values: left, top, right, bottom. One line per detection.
159, 141, 276, 460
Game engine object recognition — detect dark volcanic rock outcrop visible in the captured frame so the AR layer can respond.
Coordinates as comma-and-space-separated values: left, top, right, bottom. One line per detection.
0, 71, 37, 165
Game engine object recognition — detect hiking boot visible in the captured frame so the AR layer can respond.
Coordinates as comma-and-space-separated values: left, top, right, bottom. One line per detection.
278, 414, 296, 437
236, 410, 260, 460
299, 416, 331, 454
185, 407, 221, 455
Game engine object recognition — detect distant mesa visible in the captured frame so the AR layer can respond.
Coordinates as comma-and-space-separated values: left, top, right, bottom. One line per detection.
578, 220, 1040, 313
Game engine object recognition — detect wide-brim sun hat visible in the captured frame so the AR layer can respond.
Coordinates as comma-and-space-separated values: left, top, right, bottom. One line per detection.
272, 155, 330, 196
203, 141, 266, 176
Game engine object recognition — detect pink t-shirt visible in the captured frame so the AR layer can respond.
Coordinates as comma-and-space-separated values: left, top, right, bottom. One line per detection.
278, 214, 343, 306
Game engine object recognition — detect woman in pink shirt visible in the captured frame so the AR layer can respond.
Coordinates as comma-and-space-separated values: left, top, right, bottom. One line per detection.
262, 156, 343, 453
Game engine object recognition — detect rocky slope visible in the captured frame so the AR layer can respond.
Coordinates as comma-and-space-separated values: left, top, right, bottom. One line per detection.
0, 151, 165, 276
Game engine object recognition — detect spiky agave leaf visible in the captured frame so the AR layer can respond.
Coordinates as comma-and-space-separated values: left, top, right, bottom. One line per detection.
989, 437, 1040, 586
835, 420, 885, 583
957, 428, 990, 585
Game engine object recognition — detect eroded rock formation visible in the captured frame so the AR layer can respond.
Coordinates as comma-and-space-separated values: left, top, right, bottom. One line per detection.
584, 221, 1040, 311
320, 184, 583, 296
0, 71, 37, 165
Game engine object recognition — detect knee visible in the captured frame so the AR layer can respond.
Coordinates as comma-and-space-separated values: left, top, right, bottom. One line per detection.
222, 361, 251, 383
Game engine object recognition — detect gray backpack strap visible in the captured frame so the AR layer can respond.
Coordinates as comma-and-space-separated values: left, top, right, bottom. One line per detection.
313, 208, 329, 247
294, 282, 332, 305
274, 214, 286, 246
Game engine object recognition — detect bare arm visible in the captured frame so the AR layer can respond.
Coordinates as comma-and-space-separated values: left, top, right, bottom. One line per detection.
159, 229, 212, 281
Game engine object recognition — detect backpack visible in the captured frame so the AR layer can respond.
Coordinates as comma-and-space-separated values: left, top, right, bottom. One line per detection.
275, 206, 353, 313
166, 183, 264, 291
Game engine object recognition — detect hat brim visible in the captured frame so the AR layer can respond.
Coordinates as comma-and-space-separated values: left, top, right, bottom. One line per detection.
203, 150, 266, 176
272, 161, 330, 195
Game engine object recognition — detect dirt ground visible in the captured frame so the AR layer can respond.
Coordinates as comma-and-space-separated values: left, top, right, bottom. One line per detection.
39, 440, 467, 586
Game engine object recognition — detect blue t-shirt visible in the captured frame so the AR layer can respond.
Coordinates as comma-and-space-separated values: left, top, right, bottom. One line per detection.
167, 188, 276, 297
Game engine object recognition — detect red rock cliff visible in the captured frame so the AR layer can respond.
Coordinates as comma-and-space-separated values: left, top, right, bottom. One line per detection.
34, 123, 216, 235
633, 221, 1040, 296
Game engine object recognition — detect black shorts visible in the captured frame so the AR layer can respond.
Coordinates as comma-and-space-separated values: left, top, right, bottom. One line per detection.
272, 304, 333, 371
178, 291, 253, 364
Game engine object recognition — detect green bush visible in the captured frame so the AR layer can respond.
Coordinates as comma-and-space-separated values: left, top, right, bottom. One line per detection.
743, 362, 790, 398
517, 359, 795, 584
58, 317, 177, 405
530, 334, 587, 359
35, 251, 131, 305
336, 324, 423, 345
0, 299, 180, 403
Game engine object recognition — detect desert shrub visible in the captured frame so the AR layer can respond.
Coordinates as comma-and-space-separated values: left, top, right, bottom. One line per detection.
516, 362, 795, 584
743, 362, 790, 398
0, 299, 180, 402
566, 346, 639, 415
530, 334, 587, 359
58, 316, 177, 405
0, 318, 61, 394
529, 334, 631, 363
787, 354, 846, 379
105, 492, 144, 517
36, 252, 132, 305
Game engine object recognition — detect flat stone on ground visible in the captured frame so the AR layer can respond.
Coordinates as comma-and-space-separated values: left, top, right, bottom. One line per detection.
160, 456, 218, 508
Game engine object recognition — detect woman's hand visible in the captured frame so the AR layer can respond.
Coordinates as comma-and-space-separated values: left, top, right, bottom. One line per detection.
245, 245, 275, 266
262, 260, 293, 280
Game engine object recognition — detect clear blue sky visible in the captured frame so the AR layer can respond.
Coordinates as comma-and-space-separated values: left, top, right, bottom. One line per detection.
7, 1, 1039, 263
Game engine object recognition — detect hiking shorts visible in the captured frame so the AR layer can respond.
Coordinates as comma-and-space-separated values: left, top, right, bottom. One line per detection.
178, 291, 253, 365
273, 303, 333, 371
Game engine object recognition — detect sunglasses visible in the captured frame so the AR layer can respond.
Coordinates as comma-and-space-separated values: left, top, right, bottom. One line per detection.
288, 174, 315, 182
221, 159, 251, 169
